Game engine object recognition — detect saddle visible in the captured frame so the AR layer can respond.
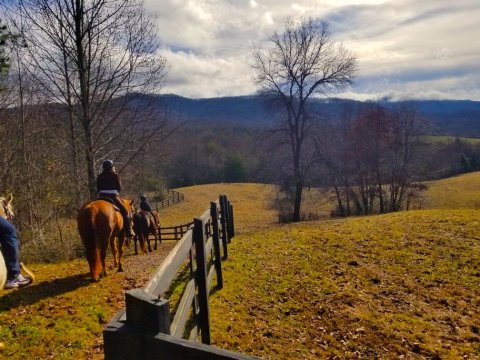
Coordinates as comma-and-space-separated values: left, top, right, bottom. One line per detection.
96, 197, 120, 211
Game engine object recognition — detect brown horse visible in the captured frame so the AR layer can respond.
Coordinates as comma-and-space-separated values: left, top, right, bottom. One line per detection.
132, 210, 159, 255
77, 198, 134, 281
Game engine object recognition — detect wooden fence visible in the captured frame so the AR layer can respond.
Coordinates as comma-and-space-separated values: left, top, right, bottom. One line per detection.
154, 189, 185, 210
104, 195, 255, 360
158, 222, 193, 242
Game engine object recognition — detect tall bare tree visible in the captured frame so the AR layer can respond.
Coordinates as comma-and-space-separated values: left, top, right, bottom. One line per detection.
252, 18, 357, 221
9, 0, 169, 201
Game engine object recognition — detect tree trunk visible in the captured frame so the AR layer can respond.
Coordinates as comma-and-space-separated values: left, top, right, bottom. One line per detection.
86, 146, 97, 200
292, 179, 303, 222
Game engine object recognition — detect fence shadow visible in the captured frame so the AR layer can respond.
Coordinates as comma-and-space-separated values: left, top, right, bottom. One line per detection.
0, 273, 90, 311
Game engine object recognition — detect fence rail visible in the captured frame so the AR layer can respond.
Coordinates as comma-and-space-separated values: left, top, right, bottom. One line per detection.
104, 195, 255, 360
154, 189, 185, 210
158, 222, 193, 242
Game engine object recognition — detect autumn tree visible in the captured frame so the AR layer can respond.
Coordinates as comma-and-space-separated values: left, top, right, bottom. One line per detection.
252, 18, 357, 222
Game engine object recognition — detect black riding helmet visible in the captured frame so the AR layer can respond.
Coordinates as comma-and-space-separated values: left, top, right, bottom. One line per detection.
140, 194, 147, 201
102, 159, 113, 170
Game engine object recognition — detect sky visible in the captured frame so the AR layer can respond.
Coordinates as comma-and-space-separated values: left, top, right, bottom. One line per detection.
144, 0, 480, 101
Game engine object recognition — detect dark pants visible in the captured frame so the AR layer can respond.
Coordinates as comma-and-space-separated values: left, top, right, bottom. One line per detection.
98, 193, 131, 234
0, 217, 20, 280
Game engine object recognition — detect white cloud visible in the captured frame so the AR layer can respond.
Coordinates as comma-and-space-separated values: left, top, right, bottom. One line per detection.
144, 0, 480, 100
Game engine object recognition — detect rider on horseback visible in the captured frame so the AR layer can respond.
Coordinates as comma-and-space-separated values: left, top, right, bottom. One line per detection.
96, 160, 133, 238
139, 194, 159, 226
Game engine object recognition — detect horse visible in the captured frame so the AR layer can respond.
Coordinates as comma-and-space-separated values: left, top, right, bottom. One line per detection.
77, 197, 134, 281
0, 194, 35, 289
132, 210, 159, 255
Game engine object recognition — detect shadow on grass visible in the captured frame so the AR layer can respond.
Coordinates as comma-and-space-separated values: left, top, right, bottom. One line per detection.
0, 272, 91, 311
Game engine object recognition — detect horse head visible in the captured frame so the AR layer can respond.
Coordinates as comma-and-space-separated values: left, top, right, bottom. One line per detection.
0, 193, 14, 221
123, 198, 135, 219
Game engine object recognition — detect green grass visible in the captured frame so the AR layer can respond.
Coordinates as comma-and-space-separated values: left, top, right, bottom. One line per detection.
210, 210, 480, 358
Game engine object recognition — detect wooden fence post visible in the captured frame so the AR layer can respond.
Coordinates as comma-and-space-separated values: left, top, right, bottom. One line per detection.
219, 195, 228, 260
193, 218, 211, 344
226, 200, 233, 242
222, 196, 232, 243
229, 203, 235, 238
125, 289, 171, 335
210, 202, 223, 289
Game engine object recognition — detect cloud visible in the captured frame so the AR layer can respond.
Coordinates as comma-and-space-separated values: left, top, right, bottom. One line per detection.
158, 47, 256, 98
144, 0, 480, 100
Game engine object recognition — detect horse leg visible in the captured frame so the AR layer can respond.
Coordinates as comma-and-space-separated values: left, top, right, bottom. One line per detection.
117, 234, 126, 272
100, 236, 108, 278
133, 234, 138, 255
147, 231, 152, 253
110, 234, 118, 269
152, 226, 158, 251
141, 233, 148, 254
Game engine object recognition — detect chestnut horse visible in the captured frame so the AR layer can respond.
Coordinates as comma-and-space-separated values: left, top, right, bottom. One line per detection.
132, 210, 159, 255
0, 194, 35, 289
77, 198, 134, 281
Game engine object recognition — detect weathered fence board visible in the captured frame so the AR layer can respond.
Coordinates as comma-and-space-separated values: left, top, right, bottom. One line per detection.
104, 195, 257, 360
144, 230, 193, 296
170, 278, 195, 337
158, 222, 193, 242
193, 217, 211, 344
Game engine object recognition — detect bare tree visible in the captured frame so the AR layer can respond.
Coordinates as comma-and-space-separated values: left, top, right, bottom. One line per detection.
252, 18, 357, 222
322, 102, 422, 216
8, 0, 170, 201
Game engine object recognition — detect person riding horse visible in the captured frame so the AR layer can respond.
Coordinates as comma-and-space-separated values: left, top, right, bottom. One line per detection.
139, 194, 159, 226
96, 160, 133, 238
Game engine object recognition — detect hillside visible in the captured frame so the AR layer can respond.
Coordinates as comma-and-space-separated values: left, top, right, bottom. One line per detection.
420, 171, 480, 209
1, 180, 479, 358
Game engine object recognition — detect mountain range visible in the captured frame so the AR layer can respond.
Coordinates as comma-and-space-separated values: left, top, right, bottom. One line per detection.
153, 94, 480, 138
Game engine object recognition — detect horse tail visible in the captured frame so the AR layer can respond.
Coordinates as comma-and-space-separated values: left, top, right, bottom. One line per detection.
77, 205, 102, 280
133, 212, 150, 253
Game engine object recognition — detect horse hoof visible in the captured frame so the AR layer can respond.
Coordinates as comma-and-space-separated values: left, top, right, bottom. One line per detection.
118, 267, 124, 273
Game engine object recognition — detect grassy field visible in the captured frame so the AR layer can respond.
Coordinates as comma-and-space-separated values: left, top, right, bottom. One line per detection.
1, 179, 480, 358
420, 135, 480, 145
210, 210, 480, 358
419, 171, 480, 210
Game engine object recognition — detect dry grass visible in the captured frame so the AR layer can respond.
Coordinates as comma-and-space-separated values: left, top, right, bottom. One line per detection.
1, 178, 480, 359
157, 183, 333, 232
419, 171, 480, 210
210, 210, 480, 359
0, 241, 176, 359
